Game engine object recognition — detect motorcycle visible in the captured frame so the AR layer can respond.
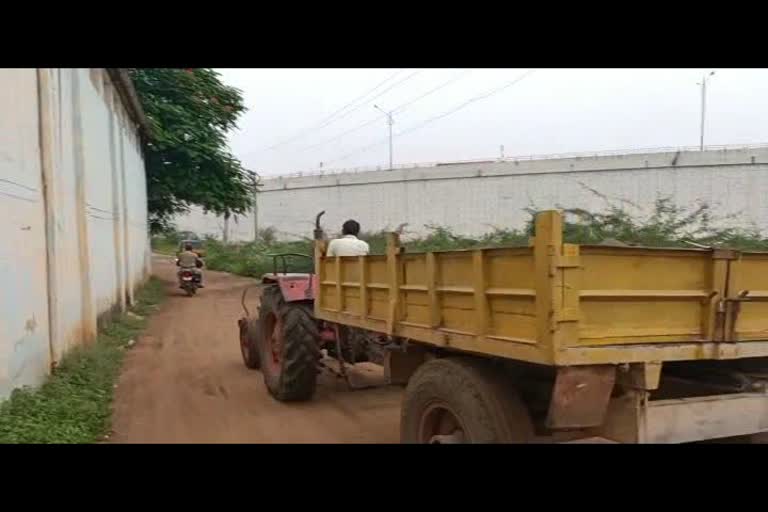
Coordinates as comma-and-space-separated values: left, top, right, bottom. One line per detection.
178, 268, 201, 296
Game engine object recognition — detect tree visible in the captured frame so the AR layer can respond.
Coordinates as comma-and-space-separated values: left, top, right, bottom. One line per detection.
129, 68, 256, 233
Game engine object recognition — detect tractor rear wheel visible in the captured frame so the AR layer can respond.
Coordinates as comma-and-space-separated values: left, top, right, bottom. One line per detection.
257, 286, 320, 401
400, 357, 533, 444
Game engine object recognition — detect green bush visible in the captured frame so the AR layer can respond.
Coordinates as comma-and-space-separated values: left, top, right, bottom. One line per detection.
190, 196, 768, 279
204, 238, 314, 277
533, 197, 768, 250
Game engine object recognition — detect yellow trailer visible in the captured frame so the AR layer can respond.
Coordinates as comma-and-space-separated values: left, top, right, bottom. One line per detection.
310, 211, 768, 443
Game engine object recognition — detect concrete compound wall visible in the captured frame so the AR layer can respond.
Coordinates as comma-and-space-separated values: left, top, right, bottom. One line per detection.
0, 68, 150, 400
176, 147, 768, 241
174, 205, 256, 243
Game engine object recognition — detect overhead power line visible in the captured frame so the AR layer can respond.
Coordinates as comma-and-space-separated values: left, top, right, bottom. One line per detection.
298, 70, 472, 154
396, 69, 536, 138
392, 69, 473, 115
293, 69, 424, 141
322, 69, 536, 167
264, 69, 403, 151
267, 69, 425, 152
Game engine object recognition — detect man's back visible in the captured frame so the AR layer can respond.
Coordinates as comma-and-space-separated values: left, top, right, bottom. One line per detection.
327, 235, 370, 257
178, 250, 199, 268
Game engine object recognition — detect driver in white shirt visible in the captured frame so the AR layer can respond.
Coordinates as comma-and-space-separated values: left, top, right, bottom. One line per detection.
327, 220, 370, 257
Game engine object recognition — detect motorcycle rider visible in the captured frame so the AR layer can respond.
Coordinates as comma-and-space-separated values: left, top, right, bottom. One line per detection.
176, 243, 204, 288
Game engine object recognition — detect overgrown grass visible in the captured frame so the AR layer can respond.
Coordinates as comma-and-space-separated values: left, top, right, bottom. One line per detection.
151, 228, 180, 255
152, 238, 178, 256
151, 197, 768, 279
553, 198, 768, 249
0, 277, 165, 444
203, 238, 315, 277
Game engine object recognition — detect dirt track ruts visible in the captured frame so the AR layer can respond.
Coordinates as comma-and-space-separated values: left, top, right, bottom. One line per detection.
109, 255, 402, 443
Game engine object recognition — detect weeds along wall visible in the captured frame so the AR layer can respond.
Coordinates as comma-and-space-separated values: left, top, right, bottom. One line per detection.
0, 69, 151, 400
175, 147, 768, 241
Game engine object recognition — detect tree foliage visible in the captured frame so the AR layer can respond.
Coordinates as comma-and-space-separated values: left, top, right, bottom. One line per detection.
129, 68, 255, 233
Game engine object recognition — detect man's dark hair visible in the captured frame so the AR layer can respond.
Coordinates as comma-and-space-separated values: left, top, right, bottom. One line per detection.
184, 243, 193, 251
342, 220, 361, 237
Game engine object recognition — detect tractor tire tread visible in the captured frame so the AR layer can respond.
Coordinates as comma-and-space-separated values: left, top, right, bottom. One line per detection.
401, 357, 533, 444
276, 303, 320, 401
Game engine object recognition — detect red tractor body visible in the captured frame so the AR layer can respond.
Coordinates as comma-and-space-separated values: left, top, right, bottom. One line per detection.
263, 273, 317, 303
237, 212, 385, 401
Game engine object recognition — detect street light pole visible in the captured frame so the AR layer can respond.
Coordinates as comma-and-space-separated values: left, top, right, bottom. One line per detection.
374, 104, 393, 170
698, 71, 715, 151
248, 170, 259, 241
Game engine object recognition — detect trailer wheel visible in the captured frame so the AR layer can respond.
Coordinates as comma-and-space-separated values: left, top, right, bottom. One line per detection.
257, 286, 320, 401
239, 317, 261, 369
401, 357, 533, 444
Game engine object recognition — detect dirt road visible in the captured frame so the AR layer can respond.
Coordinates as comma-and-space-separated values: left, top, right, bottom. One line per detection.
109, 256, 402, 443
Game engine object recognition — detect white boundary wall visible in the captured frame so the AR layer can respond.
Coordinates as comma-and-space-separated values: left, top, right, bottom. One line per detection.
0, 69, 150, 399
172, 146, 768, 241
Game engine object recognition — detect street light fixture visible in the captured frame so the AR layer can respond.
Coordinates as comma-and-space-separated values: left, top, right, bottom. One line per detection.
697, 71, 716, 151
374, 104, 394, 170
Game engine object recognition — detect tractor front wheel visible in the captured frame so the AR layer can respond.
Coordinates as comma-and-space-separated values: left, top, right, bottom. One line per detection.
239, 317, 261, 369
257, 286, 320, 401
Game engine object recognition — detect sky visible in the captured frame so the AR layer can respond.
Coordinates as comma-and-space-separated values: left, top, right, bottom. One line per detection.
217, 68, 768, 177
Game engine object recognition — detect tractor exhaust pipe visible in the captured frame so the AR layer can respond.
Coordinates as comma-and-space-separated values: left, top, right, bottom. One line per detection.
314, 211, 326, 241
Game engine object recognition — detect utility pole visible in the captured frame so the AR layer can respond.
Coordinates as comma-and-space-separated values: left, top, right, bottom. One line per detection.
374, 104, 394, 170
249, 170, 259, 242
697, 71, 716, 151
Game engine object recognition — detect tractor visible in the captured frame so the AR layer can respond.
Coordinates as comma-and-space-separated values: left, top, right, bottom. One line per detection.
237, 212, 385, 401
